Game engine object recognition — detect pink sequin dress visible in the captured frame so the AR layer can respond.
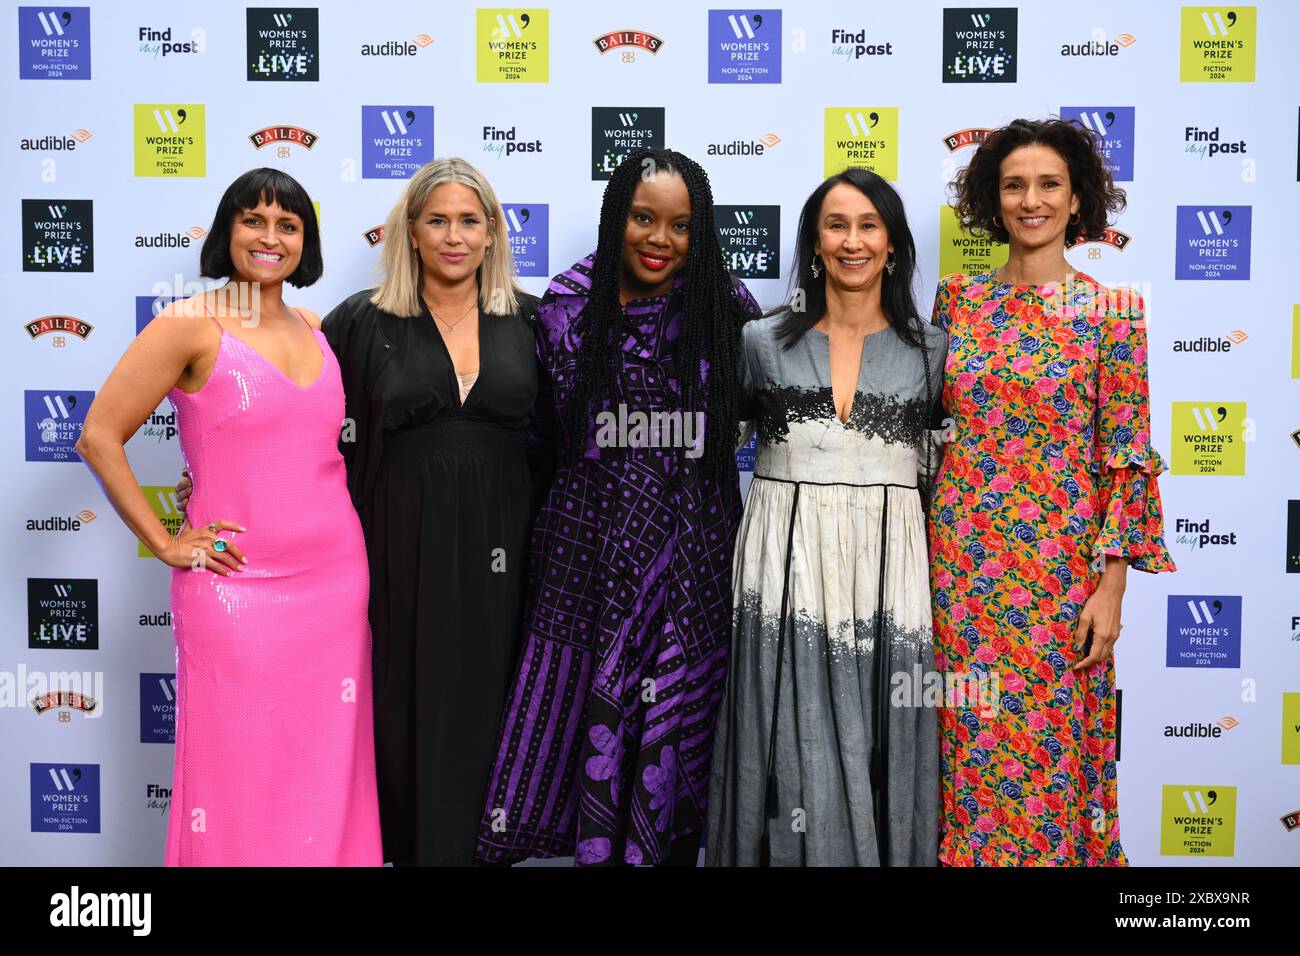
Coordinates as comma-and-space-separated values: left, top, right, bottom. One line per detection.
164, 304, 382, 866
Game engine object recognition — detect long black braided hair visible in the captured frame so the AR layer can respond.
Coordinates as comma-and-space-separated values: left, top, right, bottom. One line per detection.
564, 148, 751, 477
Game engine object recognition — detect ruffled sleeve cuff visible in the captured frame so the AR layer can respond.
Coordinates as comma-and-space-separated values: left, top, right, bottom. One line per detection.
1091, 443, 1177, 574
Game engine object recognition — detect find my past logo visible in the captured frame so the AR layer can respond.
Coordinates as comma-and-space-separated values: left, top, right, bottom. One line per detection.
477, 9, 548, 83
1180, 6, 1255, 82
133, 104, 205, 177
246, 7, 319, 81
823, 107, 898, 180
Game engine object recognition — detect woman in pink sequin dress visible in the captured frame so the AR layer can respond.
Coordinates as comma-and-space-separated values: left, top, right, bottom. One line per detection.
76, 169, 381, 866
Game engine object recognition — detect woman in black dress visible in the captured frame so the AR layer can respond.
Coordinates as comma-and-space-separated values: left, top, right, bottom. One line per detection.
178, 158, 539, 865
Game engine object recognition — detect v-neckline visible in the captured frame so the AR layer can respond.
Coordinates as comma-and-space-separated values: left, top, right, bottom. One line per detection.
424, 303, 484, 410
811, 324, 889, 426
221, 328, 327, 392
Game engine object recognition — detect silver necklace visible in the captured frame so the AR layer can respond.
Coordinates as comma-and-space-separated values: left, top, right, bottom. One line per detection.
427, 298, 477, 332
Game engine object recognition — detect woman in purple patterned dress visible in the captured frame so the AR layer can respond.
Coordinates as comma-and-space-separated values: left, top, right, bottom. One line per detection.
475, 149, 760, 866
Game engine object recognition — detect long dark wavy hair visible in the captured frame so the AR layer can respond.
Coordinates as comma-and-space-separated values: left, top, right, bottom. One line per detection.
564, 148, 751, 476
771, 168, 924, 350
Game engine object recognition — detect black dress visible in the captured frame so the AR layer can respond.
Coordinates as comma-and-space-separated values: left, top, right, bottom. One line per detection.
322, 289, 539, 865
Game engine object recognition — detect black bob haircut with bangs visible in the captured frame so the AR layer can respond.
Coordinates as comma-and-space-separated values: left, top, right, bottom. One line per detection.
199, 168, 323, 287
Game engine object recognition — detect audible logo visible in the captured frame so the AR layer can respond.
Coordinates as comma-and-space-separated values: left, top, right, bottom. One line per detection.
1172, 330, 1246, 353
360, 33, 434, 56
134, 225, 206, 249
19, 128, 91, 151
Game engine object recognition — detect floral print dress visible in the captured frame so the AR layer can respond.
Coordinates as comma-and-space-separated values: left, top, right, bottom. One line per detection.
927, 272, 1175, 866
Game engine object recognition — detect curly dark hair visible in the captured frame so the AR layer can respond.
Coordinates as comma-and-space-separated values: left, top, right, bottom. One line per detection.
950, 117, 1126, 247
563, 148, 751, 477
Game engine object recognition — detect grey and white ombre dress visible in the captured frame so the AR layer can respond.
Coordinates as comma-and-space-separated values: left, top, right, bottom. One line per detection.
707, 313, 946, 866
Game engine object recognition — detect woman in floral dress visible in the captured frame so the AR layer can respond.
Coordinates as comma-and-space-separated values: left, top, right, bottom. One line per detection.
928, 118, 1175, 866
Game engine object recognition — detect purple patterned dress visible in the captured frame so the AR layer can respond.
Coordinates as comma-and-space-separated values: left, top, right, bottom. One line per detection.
475, 254, 760, 865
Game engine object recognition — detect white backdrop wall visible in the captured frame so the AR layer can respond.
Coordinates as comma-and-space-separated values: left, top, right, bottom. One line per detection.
3, 0, 1297, 866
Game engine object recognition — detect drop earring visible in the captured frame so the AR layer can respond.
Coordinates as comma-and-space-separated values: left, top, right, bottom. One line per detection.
885, 253, 897, 277
811, 254, 823, 279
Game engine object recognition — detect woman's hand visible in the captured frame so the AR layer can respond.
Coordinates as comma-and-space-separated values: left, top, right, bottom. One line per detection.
1072, 556, 1128, 671
158, 519, 247, 576
176, 468, 193, 511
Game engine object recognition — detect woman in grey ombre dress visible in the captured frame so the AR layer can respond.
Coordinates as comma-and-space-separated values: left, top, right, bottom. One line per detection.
707, 170, 945, 866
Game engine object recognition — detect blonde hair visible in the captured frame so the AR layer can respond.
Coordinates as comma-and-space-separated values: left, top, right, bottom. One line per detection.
371, 157, 523, 317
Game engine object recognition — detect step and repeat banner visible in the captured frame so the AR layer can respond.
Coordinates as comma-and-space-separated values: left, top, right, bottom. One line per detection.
4, 0, 1297, 866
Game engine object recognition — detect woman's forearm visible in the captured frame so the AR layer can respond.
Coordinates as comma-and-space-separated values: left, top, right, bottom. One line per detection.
76, 429, 177, 558
1098, 554, 1129, 593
